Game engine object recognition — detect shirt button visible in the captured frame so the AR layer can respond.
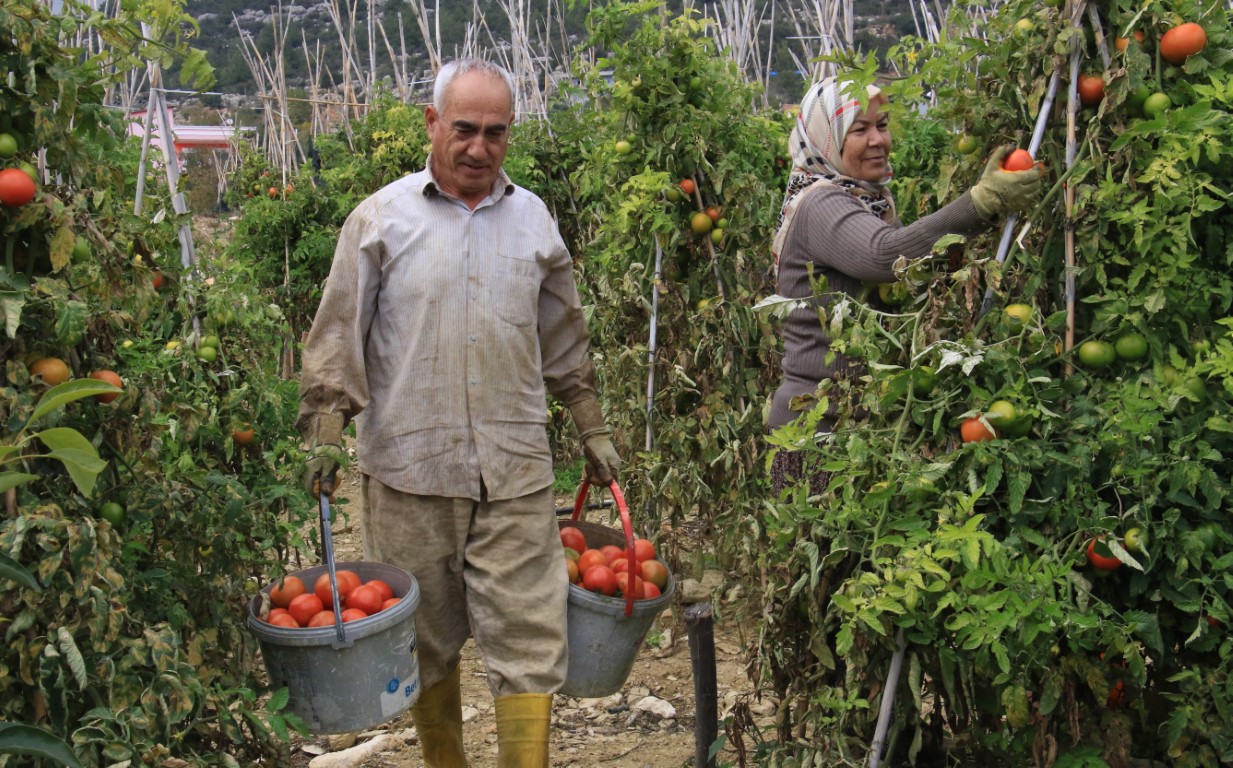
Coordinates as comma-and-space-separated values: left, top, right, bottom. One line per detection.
469, 335, 477, 343
469, 378, 478, 385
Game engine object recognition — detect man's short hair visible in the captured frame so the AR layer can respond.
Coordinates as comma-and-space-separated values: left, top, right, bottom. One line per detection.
433, 59, 515, 111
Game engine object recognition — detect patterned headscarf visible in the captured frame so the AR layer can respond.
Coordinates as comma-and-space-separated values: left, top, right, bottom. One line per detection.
773, 77, 895, 270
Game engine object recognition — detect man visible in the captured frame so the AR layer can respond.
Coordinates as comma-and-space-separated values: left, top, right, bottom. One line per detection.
297, 58, 621, 768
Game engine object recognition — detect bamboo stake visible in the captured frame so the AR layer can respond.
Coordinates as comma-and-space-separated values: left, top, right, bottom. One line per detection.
1064, 0, 1087, 377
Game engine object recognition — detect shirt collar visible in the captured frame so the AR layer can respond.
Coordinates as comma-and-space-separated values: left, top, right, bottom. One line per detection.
422, 153, 515, 203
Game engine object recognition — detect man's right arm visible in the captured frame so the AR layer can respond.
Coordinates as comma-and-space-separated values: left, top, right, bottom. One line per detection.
297, 205, 384, 493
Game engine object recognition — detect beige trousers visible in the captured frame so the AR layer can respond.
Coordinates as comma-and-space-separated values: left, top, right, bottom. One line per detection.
360, 476, 568, 698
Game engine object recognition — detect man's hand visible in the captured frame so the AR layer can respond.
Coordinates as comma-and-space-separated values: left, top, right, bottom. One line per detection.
300, 412, 345, 498
582, 433, 621, 487
969, 145, 1043, 219
569, 398, 620, 487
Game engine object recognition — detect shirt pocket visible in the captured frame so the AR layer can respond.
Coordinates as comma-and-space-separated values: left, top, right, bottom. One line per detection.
493, 273, 539, 327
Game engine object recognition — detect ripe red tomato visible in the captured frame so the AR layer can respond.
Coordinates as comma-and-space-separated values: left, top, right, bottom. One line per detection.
0, 167, 36, 207
642, 581, 662, 600
1114, 30, 1145, 52
89, 370, 123, 403
267, 607, 291, 621
346, 584, 384, 615
1001, 149, 1034, 172
365, 579, 394, 603
382, 597, 401, 611
611, 557, 640, 576
269, 575, 307, 608
640, 560, 670, 591
307, 610, 337, 627
960, 416, 996, 443
705, 206, 721, 222
599, 544, 624, 564
615, 573, 643, 599
30, 357, 70, 386
560, 526, 587, 554
1077, 75, 1105, 106
1086, 538, 1122, 571
267, 612, 300, 628
1159, 22, 1206, 65
577, 549, 608, 575
678, 178, 696, 196
314, 570, 360, 606
566, 559, 580, 583
341, 608, 369, 623
629, 538, 656, 562
288, 593, 325, 626
151, 272, 164, 290
582, 564, 618, 596
231, 424, 256, 445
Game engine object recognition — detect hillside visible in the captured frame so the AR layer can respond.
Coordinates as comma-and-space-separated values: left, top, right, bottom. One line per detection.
186, 0, 918, 103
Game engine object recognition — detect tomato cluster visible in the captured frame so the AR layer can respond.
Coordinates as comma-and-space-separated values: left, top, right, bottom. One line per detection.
262, 571, 401, 628
561, 525, 669, 601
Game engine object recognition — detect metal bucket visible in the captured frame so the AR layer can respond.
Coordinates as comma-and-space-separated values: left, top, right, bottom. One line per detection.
247, 560, 421, 734
558, 483, 675, 699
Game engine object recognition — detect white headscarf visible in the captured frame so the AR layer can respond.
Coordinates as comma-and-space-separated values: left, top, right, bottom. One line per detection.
773, 77, 895, 270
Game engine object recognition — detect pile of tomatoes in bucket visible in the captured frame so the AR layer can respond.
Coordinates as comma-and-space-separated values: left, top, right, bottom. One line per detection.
260, 570, 402, 628
561, 526, 670, 601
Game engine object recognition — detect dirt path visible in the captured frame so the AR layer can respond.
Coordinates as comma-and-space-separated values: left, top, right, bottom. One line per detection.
281, 473, 765, 768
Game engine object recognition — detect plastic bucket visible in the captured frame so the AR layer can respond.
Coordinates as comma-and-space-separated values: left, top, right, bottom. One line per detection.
247, 560, 421, 734
558, 484, 675, 699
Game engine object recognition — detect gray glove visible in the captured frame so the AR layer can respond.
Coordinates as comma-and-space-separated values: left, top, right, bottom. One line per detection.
569, 398, 621, 487
582, 434, 622, 487
969, 145, 1043, 219
300, 411, 345, 498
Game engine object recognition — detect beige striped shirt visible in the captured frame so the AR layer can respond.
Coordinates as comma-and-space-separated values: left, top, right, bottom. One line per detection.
298, 161, 599, 501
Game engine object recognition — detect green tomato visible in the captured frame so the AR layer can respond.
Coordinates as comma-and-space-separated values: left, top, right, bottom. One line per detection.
1114, 333, 1148, 361
985, 399, 1018, 429
197, 345, 218, 363
614, 140, 632, 155
1123, 527, 1148, 553
1077, 340, 1116, 369
200, 334, 220, 349
72, 236, 91, 262
0, 132, 18, 159
1179, 377, 1207, 401
98, 502, 126, 527
954, 134, 979, 154
1003, 303, 1033, 328
1142, 92, 1172, 118
911, 366, 936, 397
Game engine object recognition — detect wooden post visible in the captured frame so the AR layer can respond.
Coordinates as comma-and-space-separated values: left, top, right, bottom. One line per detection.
686, 602, 718, 768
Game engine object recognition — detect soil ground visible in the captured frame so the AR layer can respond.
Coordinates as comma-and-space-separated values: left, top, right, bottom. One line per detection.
279, 470, 765, 768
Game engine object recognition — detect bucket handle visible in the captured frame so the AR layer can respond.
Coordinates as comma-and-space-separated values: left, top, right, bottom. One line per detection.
572, 480, 636, 618
318, 492, 352, 648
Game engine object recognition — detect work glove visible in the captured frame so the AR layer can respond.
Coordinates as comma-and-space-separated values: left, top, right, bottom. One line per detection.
969, 145, 1043, 219
300, 411, 346, 499
569, 398, 622, 487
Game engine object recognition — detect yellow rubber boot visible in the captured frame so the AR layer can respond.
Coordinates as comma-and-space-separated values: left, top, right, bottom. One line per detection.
494, 693, 552, 768
410, 665, 467, 768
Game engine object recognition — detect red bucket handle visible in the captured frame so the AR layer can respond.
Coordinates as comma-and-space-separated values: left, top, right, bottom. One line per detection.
572, 480, 636, 617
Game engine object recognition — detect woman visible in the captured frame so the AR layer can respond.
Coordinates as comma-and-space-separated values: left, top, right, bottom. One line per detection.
768, 77, 1042, 495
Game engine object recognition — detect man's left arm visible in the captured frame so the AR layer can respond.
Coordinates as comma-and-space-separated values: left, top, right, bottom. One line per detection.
538, 239, 621, 486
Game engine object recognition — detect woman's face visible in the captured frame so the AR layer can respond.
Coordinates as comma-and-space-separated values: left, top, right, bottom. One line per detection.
841, 98, 891, 182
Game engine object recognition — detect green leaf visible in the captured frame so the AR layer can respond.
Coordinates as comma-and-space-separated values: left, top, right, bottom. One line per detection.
0, 472, 38, 494
29, 380, 119, 423
0, 723, 83, 767
35, 429, 106, 497
0, 551, 41, 592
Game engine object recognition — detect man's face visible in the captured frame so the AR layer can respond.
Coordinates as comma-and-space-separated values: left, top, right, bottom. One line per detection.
425, 71, 514, 207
